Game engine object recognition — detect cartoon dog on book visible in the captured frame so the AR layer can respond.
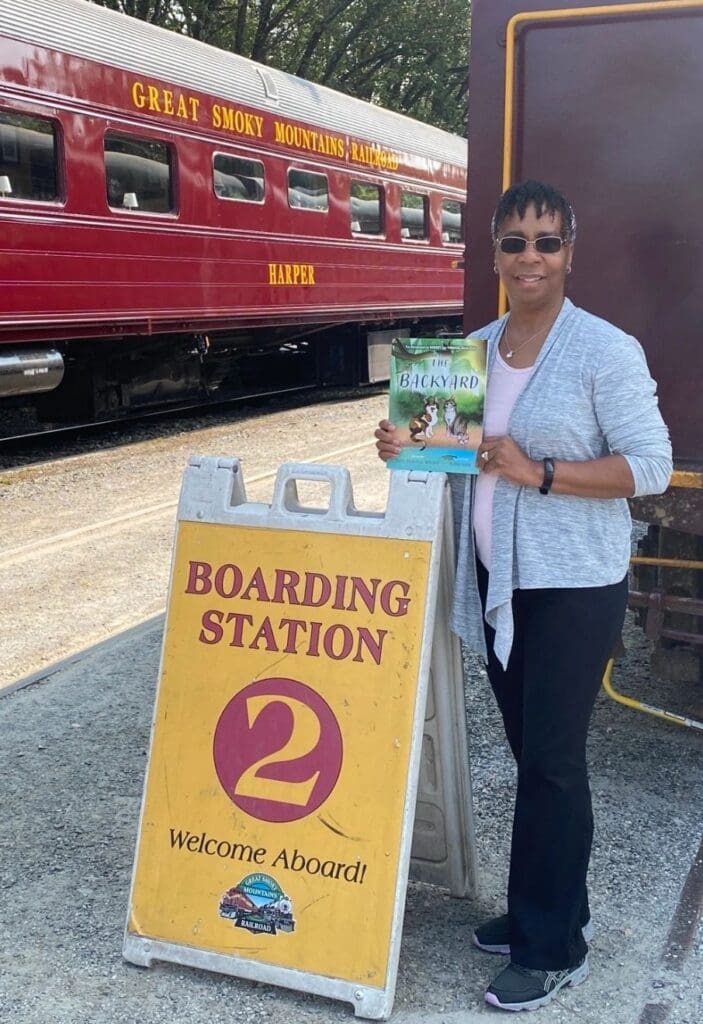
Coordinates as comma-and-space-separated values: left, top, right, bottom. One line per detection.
408, 397, 439, 449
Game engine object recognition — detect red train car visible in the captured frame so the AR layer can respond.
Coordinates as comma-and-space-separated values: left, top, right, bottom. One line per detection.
0, 0, 466, 425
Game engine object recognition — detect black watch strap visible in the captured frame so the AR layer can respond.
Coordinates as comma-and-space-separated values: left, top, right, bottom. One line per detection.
539, 457, 555, 495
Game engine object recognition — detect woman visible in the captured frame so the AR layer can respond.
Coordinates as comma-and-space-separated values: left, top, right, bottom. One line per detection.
375, 180, 672, 1012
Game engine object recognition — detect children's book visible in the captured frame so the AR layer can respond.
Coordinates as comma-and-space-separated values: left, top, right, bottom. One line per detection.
387, 336, 487, 473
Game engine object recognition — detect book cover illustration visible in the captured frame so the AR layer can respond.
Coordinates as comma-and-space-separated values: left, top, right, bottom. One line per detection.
387, 336, 486, 474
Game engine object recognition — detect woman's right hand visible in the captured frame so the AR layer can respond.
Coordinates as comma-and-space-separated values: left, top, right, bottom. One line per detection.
374, 419, 401, 462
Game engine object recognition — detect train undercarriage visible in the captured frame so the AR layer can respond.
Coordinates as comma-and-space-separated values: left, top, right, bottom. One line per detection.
0, 314, 461, 437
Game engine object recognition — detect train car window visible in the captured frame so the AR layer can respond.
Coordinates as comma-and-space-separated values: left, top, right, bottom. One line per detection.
213, 153, 265, 203
441, 199, 464, 244
104, 133, 174, 213
350, 181, 383, 235
0, 111, 58, 202
288, 169, 328, 212
400, 190, 428, 240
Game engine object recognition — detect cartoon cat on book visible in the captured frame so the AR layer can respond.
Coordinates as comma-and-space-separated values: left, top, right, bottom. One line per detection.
443, 396, 472, 444
408, 397, 439, 449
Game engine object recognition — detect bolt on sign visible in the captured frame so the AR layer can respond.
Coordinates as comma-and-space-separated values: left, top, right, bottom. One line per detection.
124, 459, 475, 1019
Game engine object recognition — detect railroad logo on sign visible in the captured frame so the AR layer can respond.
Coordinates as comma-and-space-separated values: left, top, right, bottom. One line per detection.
219, 874, 295, 937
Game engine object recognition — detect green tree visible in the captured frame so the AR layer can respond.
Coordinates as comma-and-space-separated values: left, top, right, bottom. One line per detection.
95, 0, 175, 23
90, 0, 470, 134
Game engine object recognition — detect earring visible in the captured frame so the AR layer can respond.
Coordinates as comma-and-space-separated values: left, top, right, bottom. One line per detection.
566, 266, 572, 274
493, 265, 499, 274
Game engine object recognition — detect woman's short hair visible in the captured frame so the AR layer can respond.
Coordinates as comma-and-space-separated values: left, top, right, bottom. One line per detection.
491, 180, 577, 242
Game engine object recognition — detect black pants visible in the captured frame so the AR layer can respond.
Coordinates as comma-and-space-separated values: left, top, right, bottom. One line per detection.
476, 559, 627, 970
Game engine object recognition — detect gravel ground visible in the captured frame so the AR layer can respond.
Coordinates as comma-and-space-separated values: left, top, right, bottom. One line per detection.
0, 615, 700, 1024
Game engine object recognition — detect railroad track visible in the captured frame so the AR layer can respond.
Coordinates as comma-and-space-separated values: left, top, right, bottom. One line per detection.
0, 380, 319, 449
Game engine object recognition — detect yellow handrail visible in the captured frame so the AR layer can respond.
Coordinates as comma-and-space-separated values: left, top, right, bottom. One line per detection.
669, 470, 703, 490
602, 545, 703, 730
630, 557, 703, 571
602, 659, 703, 732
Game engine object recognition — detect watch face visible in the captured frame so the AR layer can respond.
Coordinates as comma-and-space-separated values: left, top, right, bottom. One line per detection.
540, 458, 554, 494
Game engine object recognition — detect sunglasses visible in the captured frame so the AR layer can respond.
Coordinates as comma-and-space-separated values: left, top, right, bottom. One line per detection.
497, 235, 566, 254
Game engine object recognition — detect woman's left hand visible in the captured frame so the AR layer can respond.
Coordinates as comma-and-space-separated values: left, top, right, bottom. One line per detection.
477, 435, 541, 488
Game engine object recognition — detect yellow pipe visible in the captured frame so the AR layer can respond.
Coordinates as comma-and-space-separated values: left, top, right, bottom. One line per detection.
499, 0, 703, 315
669, 470, 703, 489
630, 556, 703, 571
602, 659, 703, 731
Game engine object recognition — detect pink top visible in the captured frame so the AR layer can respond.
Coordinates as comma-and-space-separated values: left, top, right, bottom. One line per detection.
473, 350, 534, 570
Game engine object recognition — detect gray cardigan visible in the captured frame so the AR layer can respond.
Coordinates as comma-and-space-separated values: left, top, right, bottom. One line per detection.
449, 298, 673, 668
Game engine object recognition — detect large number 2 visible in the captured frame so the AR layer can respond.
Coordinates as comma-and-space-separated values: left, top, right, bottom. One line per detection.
233, 694, 321, 807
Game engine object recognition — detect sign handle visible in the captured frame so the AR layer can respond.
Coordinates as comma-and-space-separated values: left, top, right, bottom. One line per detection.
270, 463, 356, 521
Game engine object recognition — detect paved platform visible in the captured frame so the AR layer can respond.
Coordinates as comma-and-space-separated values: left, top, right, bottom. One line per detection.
0, 616, 701, 1024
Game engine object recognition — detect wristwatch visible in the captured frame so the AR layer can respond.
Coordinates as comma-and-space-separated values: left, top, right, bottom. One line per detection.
539, 457, 555, 495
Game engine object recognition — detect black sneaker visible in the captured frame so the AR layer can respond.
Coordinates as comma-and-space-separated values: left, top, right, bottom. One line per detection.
473, 914, 594, 955
485, 956, 589, 1011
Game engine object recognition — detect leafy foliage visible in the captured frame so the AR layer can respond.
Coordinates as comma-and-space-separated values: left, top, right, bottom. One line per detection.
90, 0, 470, 134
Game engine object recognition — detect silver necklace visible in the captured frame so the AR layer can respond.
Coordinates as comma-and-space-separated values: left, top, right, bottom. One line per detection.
503, 317, 552, 359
